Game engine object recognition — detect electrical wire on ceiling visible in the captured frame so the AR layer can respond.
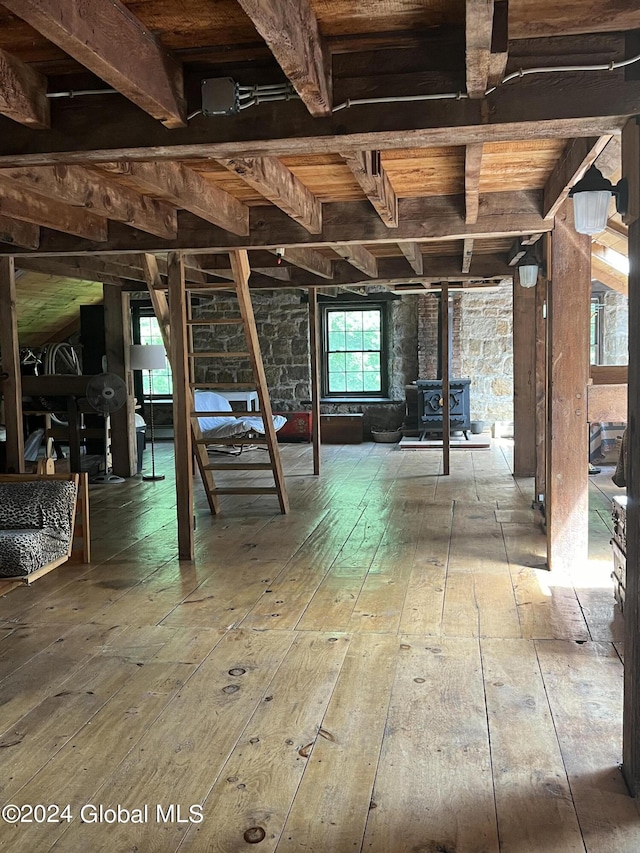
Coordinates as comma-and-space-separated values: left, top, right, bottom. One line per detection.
43, 51, 640, 116
46, 88, 118, 99
332, 51, 640, 111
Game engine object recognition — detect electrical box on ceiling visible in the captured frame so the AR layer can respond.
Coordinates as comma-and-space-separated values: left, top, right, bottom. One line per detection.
201, 78, 239, 116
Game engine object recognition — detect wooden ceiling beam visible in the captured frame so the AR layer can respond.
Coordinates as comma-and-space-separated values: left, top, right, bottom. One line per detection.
595, 135, 622, 182
509, 2, 640, 39
0, 47, 49, 128
0, 177, 106, 241
0, 74, 638, 166
2, 0, 185, 128
462, 238, 474, 274
205, 267, 293, 282
0, 216, 39, 250
466, 0, 495, 98
0, 191, 553, 256
398, 242, 424, 275
196, 251, 290, 271
139, 254, 512, 290
269, 247, 333, 279
543, 136, 612, 218
98, 162, 249, 237
217, 156, 322, 233
591, 252, 627, 295
341, 151, 398, 228
0, 165, 177, 239
488, 1, 509, 87
254, 256, 512, 288
330, 244, 378, 278
235, 0, 331, 117
605, 220, 628, 239
465, 144, 484, 225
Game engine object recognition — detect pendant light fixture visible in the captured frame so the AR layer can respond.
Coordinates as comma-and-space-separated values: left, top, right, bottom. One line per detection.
569, 166, 628, 235
516, 250, 539, 288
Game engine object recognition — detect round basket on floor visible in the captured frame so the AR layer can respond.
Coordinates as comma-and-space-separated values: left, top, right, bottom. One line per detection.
372, 429, 402, 443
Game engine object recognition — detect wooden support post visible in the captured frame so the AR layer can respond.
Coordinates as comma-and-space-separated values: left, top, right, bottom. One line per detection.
66, 394, 81, 474
622, 115, 640, 797
103, 284, 137, 477
440, 284, 450, 476
513, 270, 537, 477
308, 289, 321, 475
534, 255, 549, 504
546, 201, 590, 572
167, 252, 194, 560
0, 257, 24, 472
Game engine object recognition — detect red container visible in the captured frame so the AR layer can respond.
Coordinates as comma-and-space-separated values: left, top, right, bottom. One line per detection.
274, 411, 312, 442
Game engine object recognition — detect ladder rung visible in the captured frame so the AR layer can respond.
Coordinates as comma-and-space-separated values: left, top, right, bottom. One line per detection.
191, 410, 263, 418
203, 463, 274, 471
191, 383, 256, 390
186, 318, 242, 325
212, 487, 280, 495
195, 437, 268, 446
187, 284, 234, 291
188, 351, 250, 358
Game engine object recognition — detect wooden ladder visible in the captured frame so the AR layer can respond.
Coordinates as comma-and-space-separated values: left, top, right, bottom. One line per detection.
143, 252, 288, 515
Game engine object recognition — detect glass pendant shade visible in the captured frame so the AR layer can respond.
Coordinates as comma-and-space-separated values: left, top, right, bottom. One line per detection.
518, 263, 538, 288
572, 189, 611, 235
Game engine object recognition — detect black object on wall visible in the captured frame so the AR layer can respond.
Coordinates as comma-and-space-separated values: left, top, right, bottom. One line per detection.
79, 305, 106, 453
79, 305, 106, 374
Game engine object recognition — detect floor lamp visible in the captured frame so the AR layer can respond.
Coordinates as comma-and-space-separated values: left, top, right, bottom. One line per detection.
130, 344, 166, 481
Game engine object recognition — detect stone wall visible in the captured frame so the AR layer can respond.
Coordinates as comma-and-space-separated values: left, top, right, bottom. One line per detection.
458, 280, 514, 424
192, 289, 310, 406
190, 290, 417, 435
601, 291, 628, 365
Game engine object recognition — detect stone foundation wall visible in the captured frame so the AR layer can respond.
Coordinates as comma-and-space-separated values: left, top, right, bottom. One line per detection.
601, 291, 628, 365
458, 281, 514, 424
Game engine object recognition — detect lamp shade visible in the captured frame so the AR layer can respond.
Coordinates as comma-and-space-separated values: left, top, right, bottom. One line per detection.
129, 344, 166, 371
569, 165, 614, 235
571, 190, 611, 235
518, 263, 538, 288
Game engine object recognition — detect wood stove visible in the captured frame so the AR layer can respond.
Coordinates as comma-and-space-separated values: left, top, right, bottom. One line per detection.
416, 379, 471, 437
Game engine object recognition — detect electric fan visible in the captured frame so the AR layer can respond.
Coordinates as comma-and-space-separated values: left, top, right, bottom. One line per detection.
85, 373, 128, 484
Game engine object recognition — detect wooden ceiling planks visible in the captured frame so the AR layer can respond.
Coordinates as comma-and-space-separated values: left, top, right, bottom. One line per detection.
479, 139, 567, 192
15, 270, 103, 346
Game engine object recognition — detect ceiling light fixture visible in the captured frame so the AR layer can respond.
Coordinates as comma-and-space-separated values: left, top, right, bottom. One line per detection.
569, 166, 628, 235
516, 251, 540, 288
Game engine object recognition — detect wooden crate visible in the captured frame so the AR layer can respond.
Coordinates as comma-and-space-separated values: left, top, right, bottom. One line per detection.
320, 414, 364, 444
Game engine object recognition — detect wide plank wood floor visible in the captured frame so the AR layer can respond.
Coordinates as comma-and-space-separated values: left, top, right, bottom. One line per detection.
0, 439, 635, 852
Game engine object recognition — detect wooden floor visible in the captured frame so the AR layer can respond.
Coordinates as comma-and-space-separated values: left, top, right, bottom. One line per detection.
0, 439, 635, 852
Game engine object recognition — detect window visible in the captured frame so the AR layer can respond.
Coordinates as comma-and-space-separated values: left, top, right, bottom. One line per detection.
322, 303, 387, 398
134, 310, 172, 398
